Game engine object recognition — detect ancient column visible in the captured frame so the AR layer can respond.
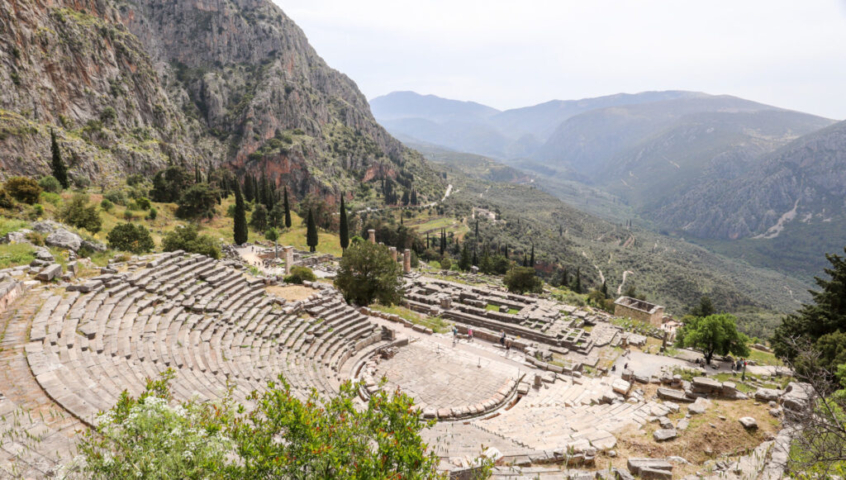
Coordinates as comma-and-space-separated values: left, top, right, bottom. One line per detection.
284, 247, 295, 274
368, 229, 376, 244
403, 249, 411, 274
389, 246, 397, 262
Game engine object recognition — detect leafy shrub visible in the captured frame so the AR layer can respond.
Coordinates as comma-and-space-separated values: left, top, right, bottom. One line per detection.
123, 210, 134, 221
100, 199, 114, 212
126, 174, 145, 187
29, 204, 44, 219
5, 177, 42, 205
38, 175, 62, 193
59, 193, 102, 233
284, 266, 316, 285
176, 183, 218, 220
107, 223, 155, 254
0, 189, 14, 209
104, 190, 128, 206
99, 106, 117, 124
504, 267, 543, 294
25, 231, 45, 246
162, 225, 221, 259
133, 197, 151, 210
147, 207, 158, 220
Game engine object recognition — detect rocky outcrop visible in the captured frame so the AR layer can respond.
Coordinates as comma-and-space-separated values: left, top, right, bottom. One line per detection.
0, 0, 210, 185
0, 0, 442, 200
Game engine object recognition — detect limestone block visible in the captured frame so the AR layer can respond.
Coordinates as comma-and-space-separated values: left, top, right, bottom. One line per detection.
739, 417, 758, 429
653, 429, 677, 442
36, 264, 62, 282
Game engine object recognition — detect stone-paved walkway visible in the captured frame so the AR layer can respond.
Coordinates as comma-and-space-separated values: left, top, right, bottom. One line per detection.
0, 288, 83, 479
373, 341, 520, 410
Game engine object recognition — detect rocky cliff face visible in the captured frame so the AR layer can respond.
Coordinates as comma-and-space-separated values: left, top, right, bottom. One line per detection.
119, 0, 437, 200
0, 0, 439, 200
0, 0, 209, 185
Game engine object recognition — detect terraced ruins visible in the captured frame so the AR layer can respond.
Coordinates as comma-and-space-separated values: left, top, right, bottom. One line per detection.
0, 247, 805, 479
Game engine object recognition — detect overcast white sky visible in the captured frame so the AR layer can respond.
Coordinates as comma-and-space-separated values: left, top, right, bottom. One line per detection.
275, 0, 846, 119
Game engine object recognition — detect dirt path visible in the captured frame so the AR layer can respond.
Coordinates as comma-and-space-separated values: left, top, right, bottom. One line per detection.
617, 270, 634, 295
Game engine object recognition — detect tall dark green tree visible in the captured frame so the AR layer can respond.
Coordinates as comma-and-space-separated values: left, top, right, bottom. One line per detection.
458, 242, 472, 271
573, 267, 582, 293
283, 186, 292, 228
339, 195, 350, 252
50, 129, 69, 189
601, 280, 609, 299
410, 190, 418, 206
690, 296, 716, 318
504, 244, 509, 259
529, 244, 535, 267
560, 267, 569, 289
243, 175, 255, 203
773, 248, 846, 379
233, 182, 248, 245
306, 209, 318, 253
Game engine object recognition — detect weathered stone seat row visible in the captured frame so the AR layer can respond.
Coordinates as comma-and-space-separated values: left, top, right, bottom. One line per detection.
26, 252, 387, 426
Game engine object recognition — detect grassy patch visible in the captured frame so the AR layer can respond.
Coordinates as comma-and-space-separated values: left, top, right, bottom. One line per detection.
370, 303, 452, 334
747, 348, 784, 367
0, 243, 36, 269
0, 218, 29, 237
485, 304, 520, 315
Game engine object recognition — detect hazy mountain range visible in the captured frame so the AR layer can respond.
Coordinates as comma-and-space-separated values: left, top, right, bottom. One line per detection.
372, 90, 845, 279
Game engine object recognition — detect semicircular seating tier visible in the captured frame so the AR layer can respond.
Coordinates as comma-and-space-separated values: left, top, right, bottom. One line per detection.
24, 251, 387, 425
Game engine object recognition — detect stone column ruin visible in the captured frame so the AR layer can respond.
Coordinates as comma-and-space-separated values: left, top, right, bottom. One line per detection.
403, 249, 412, 274
368, 229, 376, 244
284, 246, 295, 275
389, 246, 397, 262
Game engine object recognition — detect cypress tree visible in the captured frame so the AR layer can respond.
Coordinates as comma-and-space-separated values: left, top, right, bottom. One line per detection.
339, 195, 349, 252
50, 130, 69, 189
523, 255, 528, 267
306, 209, 318, 253
504, 244, 509, 259
244, 175, 254, 203
195, 165, 201, 184
560, 267, 569, 288
233, 182, 248, 245
475, 219, 479, 238
530, 244, 535, 267
601, 280, 609, 299
410, 190, 418, 206
574, 267, 582, 293
472, 248, 477, 267
283, 186, 292, 228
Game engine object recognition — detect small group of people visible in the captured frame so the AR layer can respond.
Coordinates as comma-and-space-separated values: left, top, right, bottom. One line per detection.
732, 358, 748, 372
499, 331, 513, 355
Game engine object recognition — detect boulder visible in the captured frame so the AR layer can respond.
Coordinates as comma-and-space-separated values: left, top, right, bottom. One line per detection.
755, 388, 782, 402
46, 229, 82, 251
613, 378, 632, 395
676, 418, 689, 431
35, 248, 54, 262
627, 458, 673, 474
739, 417, 758, 429
653, 429, 677, 442
35, 264, 62, 282
0, 229, 33, 245
81, 240, 107, 253
692, 376, 722, 395
640, 467, 673, 480
657, 387, 693, 403
658, 416, 673, 429
782, 382, 813, 411
31, 221, 61, 233
688, 397, 711, 415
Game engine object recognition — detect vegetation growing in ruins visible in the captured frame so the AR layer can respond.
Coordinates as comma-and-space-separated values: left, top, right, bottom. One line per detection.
503, 266, 543, 294
162, 225, 221, 259
284, 266, 316, 285
76, 372, 446, 479
59, 193, 102, 233
107, 223, 156, 254
675, 314, 750, 365
335, 242, 403, 306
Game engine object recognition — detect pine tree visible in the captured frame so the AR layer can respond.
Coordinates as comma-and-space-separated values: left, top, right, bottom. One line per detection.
233, 182, 248, 246
306, 209, 318, 253
283, 186, 292, 229
50, 130, 69, 189
339, 195, 349, 252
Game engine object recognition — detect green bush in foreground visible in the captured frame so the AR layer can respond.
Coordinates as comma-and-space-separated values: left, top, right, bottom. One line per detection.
162, 225, 221, 259
284, 265, 316, 285
4, 177, 42, 205
59, 193, 102, 233
75, 371, 451, 480
38, 175, 62, 194
107, 223, 155, 254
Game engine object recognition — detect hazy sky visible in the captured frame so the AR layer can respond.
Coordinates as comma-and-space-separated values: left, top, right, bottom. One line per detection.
275, 0, 846, 119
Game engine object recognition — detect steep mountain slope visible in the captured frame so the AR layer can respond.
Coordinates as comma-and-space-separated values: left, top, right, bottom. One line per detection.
0, 0, 209, 184
651, 120, 846, 278
489, 91, 696, 143
0, 0, 442, 201
425, 147, 810, 338
369, 90, 701, 160
370, 91, 499, 123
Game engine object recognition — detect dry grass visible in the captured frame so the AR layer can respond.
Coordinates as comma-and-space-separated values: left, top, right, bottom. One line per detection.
606, 393, 781, 477
266, 285, 316, 302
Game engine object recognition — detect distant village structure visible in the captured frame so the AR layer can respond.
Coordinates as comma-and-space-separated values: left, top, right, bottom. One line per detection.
614, 296, 665, 327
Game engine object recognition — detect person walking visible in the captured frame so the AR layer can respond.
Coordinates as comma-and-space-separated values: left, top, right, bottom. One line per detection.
468, 328, 473, 342
499, 331, 506, 347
